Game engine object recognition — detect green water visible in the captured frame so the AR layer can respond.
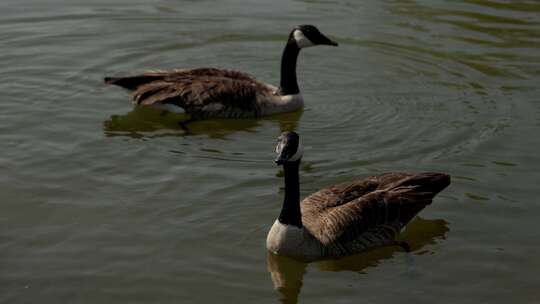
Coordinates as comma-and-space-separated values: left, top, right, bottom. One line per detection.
1, 0, 540, 303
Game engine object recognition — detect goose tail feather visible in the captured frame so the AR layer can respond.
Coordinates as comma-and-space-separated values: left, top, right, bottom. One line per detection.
104, 75, 163, 91
383, 172, 450, 225
104, 76, 135, 90
401, 172, 450, 200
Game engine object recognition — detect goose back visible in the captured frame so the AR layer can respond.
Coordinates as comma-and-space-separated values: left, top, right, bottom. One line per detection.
105, 68, 275, 118
300, 172, 450, 257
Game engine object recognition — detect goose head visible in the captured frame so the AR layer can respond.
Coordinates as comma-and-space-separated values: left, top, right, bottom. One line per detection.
275, 131, 304, 165
291, 25, 338, 49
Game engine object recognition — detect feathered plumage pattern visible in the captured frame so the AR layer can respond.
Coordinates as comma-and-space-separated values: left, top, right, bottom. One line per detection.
300, 172, 450, 250
105, 68, 274, 118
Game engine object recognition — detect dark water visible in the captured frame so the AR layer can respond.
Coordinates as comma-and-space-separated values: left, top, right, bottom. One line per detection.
1, 0, 540, 303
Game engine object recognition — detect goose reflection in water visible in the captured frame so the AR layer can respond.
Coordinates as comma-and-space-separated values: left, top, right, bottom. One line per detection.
267, 217, 449, 304
103, 106, 303, 139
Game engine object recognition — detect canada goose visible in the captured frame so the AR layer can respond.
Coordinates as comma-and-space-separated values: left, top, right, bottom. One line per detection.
267, 131, 451, 260
268, 217, 449, 301
104, 25, 338, 119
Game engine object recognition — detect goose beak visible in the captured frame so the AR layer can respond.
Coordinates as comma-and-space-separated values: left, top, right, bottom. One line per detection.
319, 35, 338, 46
325, 39, 338, 46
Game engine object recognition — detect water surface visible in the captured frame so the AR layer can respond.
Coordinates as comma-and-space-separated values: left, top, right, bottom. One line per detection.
1, 0, 540, 303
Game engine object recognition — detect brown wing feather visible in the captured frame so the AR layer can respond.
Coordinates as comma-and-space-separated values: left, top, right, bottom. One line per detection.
105, 68, 272, 117
301, 172, 450, 246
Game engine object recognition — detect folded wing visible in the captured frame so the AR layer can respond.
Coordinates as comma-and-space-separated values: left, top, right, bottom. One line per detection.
301, 172, 450, 246
105, 68, 272, 117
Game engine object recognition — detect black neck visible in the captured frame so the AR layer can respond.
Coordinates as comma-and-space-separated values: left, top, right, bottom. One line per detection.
278, 160, 302, 228
279, 38, 301, 95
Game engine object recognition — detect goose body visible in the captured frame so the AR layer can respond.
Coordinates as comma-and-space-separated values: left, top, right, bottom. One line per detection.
267, 132, 451, 260
104, 25, 337, 119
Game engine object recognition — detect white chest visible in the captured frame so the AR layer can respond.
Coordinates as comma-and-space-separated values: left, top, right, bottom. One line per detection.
266, 220, 321, 259
257, 92, 304, 116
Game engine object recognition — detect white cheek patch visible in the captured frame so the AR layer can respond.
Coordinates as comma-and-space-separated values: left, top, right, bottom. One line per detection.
288, 141, 303, 161
293, 30, 315, 48
276, 141, 285, 154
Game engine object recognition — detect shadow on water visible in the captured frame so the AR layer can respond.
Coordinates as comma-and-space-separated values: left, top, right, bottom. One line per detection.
267, 217, 449, 304
103, 106, 303, 139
